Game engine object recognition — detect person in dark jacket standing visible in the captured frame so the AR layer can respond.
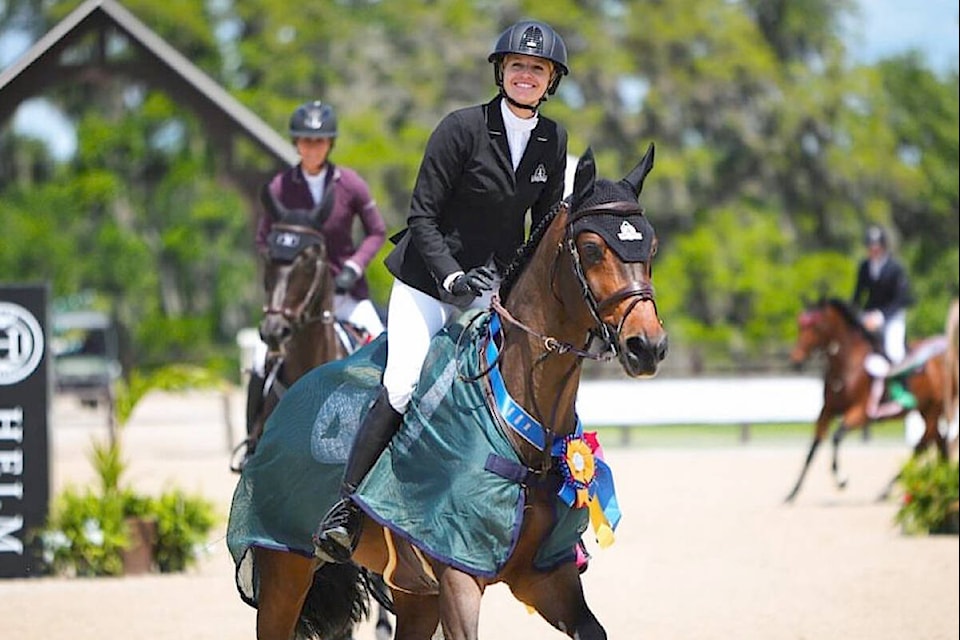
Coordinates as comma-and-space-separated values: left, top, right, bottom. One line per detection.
852, 225, 916, 421
314, 19, 570, 563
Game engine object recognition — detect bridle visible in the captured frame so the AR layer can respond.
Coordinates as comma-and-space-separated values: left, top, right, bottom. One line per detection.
469, 200, 660, 473
489, 200, 658, 367
262, 223, 336, 342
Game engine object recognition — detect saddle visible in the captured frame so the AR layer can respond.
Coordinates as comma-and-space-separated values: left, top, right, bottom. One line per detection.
864, 336, 948, 380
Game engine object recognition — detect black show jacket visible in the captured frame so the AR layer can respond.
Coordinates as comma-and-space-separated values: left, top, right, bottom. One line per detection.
385, 96, 567, 300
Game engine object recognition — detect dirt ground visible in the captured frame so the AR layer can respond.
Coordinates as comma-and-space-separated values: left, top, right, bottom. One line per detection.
2, 390, 957, 640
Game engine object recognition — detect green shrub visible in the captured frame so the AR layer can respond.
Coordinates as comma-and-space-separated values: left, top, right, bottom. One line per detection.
895, 453, 959, 535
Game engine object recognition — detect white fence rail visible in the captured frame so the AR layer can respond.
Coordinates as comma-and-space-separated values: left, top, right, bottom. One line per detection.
576, 376, 824, 443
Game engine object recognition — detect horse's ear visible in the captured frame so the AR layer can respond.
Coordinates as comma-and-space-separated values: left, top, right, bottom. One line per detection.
571, 147, 596, 208
622, 142, 655, 198
260, 182, 288, 220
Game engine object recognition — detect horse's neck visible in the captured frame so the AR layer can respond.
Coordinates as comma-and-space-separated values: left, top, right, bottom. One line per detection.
498, 251, 590, 445
284, 321, 341, 381
823, 310, 871, 372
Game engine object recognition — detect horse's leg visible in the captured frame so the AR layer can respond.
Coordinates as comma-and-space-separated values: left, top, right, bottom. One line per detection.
433, 564, 483, 640
255, 547, 316, 640
511, 564, 606, 639
391, 590, 441, 640
830, 421, 850, 490
785, 408, 832, 502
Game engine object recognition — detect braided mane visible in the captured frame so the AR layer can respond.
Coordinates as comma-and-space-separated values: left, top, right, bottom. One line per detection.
498, 199, 567, 303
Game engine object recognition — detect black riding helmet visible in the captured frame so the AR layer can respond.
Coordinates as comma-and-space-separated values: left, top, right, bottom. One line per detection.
289, 101, 338, 140
488, 20, 569, 107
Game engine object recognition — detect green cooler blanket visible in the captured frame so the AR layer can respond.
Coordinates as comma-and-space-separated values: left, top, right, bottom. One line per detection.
227, 311, 589, 604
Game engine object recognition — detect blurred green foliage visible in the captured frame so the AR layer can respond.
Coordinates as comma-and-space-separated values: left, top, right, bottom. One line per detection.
1, 0, 956, 375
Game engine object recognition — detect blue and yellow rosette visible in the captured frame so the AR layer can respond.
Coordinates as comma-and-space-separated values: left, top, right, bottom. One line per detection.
552, 430, 621, 548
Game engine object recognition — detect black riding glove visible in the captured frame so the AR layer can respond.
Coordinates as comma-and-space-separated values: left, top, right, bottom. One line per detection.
334, 264, 360, 293
449, 266, 496, 298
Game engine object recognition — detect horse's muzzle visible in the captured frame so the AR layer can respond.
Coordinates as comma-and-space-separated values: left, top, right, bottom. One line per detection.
260, 314, 293, 353
620, 332, 668, 377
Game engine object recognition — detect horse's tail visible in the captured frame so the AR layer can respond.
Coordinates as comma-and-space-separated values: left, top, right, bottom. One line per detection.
296, 562, 371, 639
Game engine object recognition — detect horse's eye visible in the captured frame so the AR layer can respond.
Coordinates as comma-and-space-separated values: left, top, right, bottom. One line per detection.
580, 242, 604, 265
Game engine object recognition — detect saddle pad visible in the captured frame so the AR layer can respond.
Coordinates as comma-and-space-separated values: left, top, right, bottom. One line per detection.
889, 335, 948, 378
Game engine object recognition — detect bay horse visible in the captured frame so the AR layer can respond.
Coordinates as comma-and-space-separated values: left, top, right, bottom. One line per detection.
232, 186, 348, 472
227, 145, 668, 639
785, 296, 950, 502
945, 298, 959, 457
232, 186, 392, 639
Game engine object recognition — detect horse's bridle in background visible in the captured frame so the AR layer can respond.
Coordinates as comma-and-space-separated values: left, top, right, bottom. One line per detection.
262, 223, 336, 339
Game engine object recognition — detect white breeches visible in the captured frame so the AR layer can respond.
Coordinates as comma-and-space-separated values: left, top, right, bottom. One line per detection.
334, 294, 385, 339
381, 279, 493, 413
883, 310, 907, 363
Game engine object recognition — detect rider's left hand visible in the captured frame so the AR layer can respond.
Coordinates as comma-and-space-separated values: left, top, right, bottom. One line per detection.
335, 264, 360, 293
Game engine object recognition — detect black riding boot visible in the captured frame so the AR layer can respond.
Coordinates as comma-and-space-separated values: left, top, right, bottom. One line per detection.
314, 386, 403, 563
244, 372, 267, 438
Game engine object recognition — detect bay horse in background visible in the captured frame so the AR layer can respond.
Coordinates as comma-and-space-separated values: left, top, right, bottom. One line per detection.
231, 185, 392, 640
786, 296, 950, 502
232, 185, 348, 472
228, 145, 668, 640
945, 298, 959, 457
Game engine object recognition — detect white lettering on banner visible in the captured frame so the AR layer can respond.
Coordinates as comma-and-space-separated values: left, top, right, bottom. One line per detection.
0, 407, 24, 443
0, 515, 24, 554
0, 406, 25, 554
0, 449, 23, 475
0, 482, 23, 499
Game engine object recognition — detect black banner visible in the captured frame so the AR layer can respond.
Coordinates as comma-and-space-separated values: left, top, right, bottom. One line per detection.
0, 284, 49, 578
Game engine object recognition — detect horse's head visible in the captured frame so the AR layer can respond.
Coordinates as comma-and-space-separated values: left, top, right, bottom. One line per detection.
790, 298, 829, 367
790, 297, 866, 367
258, 186, 335, 355
563, 145, 668, 376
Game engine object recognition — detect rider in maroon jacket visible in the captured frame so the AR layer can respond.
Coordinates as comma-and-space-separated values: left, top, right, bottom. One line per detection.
256, 100, 387, 331
245, 101, 387, 448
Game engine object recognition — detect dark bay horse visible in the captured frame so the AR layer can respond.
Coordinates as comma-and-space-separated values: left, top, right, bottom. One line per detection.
228, 145, 667, 639
233, 188, 348, 472
785, 297, 950, 502
232, 188, 392, 639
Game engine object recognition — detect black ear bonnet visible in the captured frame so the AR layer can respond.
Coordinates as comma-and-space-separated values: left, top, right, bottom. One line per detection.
568, 144, 656, 263
261, 182, 331, 263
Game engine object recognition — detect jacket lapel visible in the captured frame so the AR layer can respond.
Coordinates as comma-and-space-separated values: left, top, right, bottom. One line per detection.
485, 97, 515, 183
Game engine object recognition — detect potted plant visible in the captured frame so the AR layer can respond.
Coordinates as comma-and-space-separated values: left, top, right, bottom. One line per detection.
894, 452, 959, 535
33, 365, 224, 576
